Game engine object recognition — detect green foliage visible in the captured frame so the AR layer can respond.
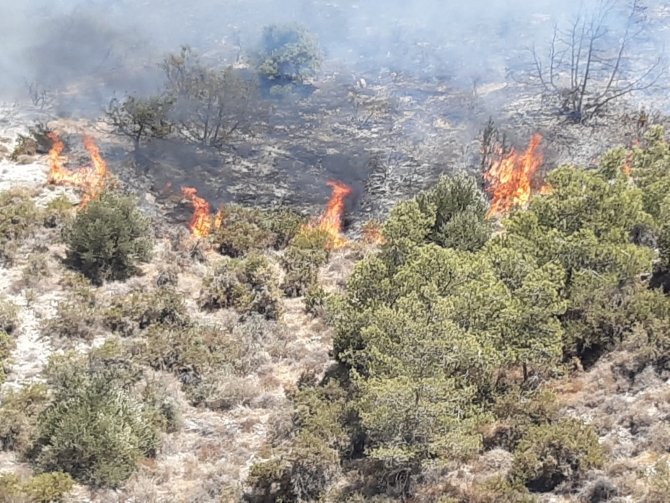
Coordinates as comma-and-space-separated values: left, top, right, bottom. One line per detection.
105, 94, 173, 150
31, 352, 163, 488
101, 286, 189, 336
0, 384, 49, 452
0, 330, 16, 386
23, 472, 75, 503
199, 253, 282, 319
41, 300, 98, 341
0, 188, 43, 266
0, 299, 19, 335
257, 24, 322, 84
510, 418, 603, 492
416, 174, 492, 251
62, 191, 152, 283
247, 458, 293, 503
281, 229, 331, 297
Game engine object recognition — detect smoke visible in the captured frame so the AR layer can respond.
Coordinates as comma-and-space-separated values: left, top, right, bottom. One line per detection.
5, 0, 662, 107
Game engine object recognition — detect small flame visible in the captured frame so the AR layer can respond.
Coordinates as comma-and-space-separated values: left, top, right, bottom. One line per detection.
309, 180, 353, 248
484, 134, 544, 218
538, 184, 553, 195
47, 132, 109, 208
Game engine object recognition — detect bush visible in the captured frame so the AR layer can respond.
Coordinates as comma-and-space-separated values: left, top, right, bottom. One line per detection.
24, 472, 75, 503
101, 286, 189, 336
281, 229, 331, 297
0, 384, 49, 452
510, 418, 604, 492
31, 352, 163, 488
246, 458, 293, 503
0, 188, 43, 266
0, 299, 19, 335
288, 434, 341, 501
416, 174, 492, 252
41, 301, 98, 341
199, 254, 282, 319
256, 24, 322, 84
0, 331, 16, 386
62, 191, 152, 283
20, 253, 51, 289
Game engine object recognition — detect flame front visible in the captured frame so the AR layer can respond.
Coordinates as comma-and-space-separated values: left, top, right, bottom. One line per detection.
310, 180, 353, 248
47, 132, 109, 207
484, 134, 544, 218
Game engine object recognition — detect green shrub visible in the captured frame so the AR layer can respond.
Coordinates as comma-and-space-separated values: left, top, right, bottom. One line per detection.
0, 331, 16, 386
0, 384, 49, 452
212, 205, 277, 257
41, 301, 98, 341
101, 287, 189, 336
246, 458, 293, 503
281, 229, 330, 297
304, 284, 329, 316
24, 472, 75, 503
288, 433, 341, 501
511, 418, 604, 492
416, 173, 492, 252
31, 352, 162, 488
0, 473, 23, 501
0, 188, 43, 266
199, 254, 282, 319
0, 299, 19, 335
20, 253, 51, 288
62, 191, 152, 283
43, 194, 75, 228
257, 24, 322, 84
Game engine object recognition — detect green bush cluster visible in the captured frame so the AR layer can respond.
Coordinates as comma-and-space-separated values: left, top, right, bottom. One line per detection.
281, 228, 331, 297
199, 253, 282, 319
256, 24, 322, 85
256, 130, 670, 500
0, 384, 49, 452
0, 188, 42, 266
0, 471, 75, 503
62, 191, 152, 283
0, 330, 16, 386
211, 204, 305, 257
29, 350, 171, 488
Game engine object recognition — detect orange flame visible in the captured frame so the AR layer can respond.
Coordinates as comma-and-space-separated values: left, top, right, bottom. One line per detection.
484, 134, 544, 218
47, 132, 109, 207
181, 187, 214, 238
309, 180, 352, 248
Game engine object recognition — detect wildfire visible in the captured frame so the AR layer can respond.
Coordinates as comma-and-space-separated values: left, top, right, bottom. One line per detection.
181, 187, 222, 239
484, 134, 544, 218
47, 132, 109, 207
309, 180, 353, 248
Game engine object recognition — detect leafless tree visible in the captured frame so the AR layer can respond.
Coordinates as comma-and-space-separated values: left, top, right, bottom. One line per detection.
25, 80, 55, 110
522, 0, 665, 122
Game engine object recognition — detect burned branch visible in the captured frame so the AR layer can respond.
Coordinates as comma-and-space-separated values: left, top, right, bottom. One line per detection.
25, 80, 55, 110
522, 0, 666, 123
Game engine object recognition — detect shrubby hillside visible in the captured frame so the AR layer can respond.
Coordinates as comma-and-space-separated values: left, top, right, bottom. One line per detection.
2, 126, 670, 502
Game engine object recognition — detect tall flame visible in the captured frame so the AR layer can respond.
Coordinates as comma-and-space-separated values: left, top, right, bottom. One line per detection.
309, 180, 352, 248
181, 187, 212, 238
47, 132, 109, 207
484, 134, 544, 218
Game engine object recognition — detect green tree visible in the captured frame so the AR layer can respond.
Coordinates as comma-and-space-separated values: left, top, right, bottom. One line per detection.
32, 352, 163, 488
62, 191, 152, 283
256, 24, 322, 84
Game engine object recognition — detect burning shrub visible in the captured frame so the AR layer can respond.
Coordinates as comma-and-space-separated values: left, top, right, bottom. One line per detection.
62, 191, 152, 283
0, 384, 49, 453
510, 418, 604, 492
256, 24, 322, 85
199, 253, 282, 320
281, 229, 331, 297
31, 351, 164, 488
